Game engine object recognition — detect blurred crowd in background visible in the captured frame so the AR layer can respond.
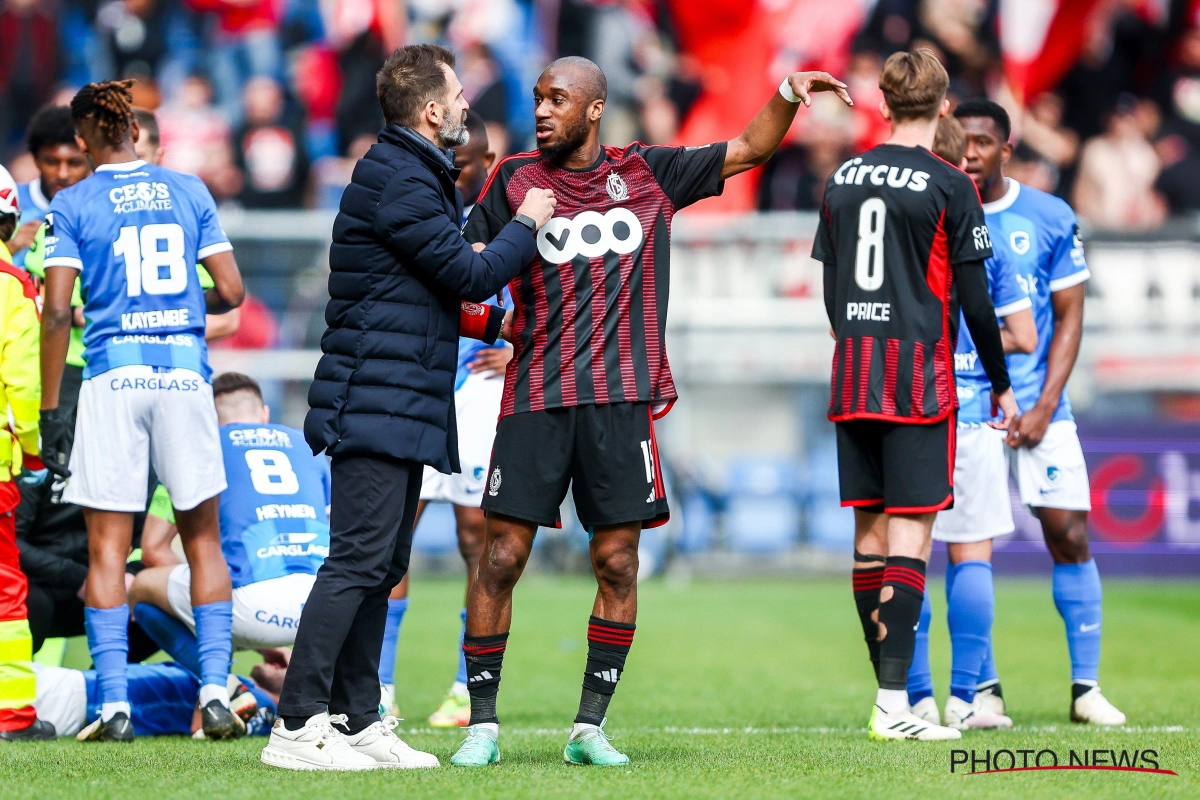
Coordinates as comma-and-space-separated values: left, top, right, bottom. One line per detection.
2, 0, 1199, 224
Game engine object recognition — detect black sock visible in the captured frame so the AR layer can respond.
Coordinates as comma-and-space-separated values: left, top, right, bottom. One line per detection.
575, 616, 635, 726
877, 556, 926, 690
463, 632, 508, 725
282, 715, 308, 732
852, 551, 886, 679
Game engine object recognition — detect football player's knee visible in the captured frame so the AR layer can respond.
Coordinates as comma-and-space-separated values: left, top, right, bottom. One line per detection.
481, 536, 529, 585
595, 546, 638, 590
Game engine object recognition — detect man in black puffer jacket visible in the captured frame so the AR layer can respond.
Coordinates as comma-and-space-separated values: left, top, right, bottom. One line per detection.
266, 44, 555, 769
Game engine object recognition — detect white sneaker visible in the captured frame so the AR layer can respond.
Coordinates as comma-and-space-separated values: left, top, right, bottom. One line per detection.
944, 695, 1012, 730
868, 706, 961, 741
911, 696, 940, 725
974, 683, 1006, 717
343, 716, 440, 768
1071, 686, 1126, 726
260, 713, 379, 771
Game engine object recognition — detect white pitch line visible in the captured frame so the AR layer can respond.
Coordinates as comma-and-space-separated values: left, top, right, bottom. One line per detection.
397, 725, 1196, 736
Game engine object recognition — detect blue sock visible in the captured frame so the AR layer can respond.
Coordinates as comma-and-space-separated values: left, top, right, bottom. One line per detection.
378, 598, 408, 686
85, 605, 130, 706
906, 591, 934, 706
1053, 559, 1102, 683
946, 560, 994, 703
455, 608, 468, 686
193, 601, 233, 691
134, 603, 203, 677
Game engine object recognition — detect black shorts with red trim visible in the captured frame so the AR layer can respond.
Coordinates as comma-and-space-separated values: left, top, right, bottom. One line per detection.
481, 402, 669, 530
835, 414, 955, 514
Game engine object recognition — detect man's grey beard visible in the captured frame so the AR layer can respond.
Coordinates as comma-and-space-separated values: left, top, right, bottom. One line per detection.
437, 113, 469, 148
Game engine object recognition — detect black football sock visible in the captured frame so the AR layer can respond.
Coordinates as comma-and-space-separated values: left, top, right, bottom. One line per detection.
852, 551, 886, 679
575, 616, 635, 726
876, 556, 927, 690
463, 632, 509, 725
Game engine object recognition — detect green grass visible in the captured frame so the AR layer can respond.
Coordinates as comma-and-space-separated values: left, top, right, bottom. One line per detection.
4, 576, 1199, 798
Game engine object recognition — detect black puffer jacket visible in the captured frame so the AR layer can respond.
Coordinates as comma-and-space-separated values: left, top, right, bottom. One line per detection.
305, 125, 537, 471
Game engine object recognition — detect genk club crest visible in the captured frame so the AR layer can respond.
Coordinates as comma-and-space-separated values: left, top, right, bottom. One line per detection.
606, 172, 629, 202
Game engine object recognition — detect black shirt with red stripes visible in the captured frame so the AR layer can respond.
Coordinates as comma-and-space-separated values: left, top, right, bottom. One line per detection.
463, 142, 727, 418
812, 143, 1009, 424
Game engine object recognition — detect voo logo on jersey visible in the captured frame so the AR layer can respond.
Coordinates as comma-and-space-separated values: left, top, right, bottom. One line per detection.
536, 208, 644, 264
109, 182, 173, 213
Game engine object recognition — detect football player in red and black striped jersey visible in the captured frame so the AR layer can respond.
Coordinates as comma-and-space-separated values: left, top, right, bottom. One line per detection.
451, 56, 852, 767
813, 49, 1017, 741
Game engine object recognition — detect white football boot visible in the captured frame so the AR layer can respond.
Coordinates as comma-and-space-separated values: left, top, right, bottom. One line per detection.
869, 705, 961, 741
910, 696, 941, 725
342, 716, 440, 768
944, 695, 1012, 730
1071, 686, 1126, 726
974, 682, 1006, 716
260, 713, 378, 771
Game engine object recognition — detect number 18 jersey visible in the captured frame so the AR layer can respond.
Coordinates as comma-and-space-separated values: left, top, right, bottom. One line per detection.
813, 144, 992, 424
43, 159, 232, 380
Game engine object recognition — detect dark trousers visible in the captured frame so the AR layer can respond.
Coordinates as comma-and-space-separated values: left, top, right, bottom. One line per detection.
277, 455, 422, 729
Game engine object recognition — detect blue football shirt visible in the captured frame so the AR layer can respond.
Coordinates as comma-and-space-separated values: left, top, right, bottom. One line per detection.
984, 179, 1089, 424
42, 160, 232, 380
218, 423, 331, 588
954, 242, 1031, 424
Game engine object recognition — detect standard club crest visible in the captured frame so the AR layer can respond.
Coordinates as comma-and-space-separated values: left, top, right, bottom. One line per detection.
606, 172, 629, 202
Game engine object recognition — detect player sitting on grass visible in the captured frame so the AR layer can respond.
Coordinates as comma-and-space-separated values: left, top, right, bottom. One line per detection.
41, 80, 247, 743
814, 50, 1017, 741
34, 660, 277, 739
129, 373, 332, 700
377, 112, 512, 728
904, 116, 1037, 731
942, 99, 1125, 726
453, 57, 851, 767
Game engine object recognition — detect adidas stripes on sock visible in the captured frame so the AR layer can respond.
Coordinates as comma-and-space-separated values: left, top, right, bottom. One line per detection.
463, 633, 508, 725
852, 551, 886, 679
877, 556, 927, 691
575, 616, 636, 726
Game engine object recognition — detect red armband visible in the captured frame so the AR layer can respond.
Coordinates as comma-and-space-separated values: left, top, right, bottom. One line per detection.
459, 301, 504, 344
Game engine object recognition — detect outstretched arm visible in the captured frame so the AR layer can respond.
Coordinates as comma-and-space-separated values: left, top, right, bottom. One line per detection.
722, 72, 852, 180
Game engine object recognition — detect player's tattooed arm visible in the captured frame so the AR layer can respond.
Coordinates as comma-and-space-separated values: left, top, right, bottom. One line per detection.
1005, 282, 1084, 448
721, 72, 852, 180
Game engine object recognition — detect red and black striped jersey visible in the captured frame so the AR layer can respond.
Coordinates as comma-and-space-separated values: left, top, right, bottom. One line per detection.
813, 144, 992, 424
463, 142, 726, 419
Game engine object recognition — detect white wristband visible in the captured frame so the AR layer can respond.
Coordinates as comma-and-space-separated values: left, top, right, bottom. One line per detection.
779, 77, 802, 104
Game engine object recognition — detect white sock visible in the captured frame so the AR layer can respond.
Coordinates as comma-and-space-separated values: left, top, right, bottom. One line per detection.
471, 722, 499, 736
875, 688, 910, 715
199, 683, 230, 708
570, 721, 599, 738
450, 681, 468, 698
100, 701, 131, 722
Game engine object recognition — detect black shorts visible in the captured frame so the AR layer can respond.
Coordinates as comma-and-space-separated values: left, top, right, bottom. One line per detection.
835, 415, 955, 514
481, 403, 670, 530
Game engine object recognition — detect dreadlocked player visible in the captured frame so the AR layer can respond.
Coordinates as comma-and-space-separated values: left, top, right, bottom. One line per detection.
40, 80, 247, 742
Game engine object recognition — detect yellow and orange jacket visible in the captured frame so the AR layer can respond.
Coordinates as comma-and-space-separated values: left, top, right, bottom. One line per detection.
0, 246, 40, 481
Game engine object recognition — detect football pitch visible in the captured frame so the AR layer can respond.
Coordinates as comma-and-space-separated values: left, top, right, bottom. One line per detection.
4, 576, 1198, 799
